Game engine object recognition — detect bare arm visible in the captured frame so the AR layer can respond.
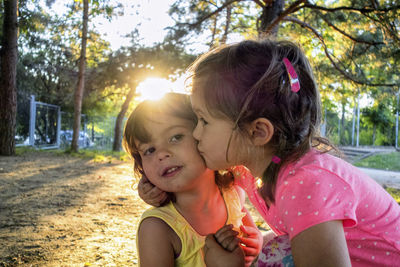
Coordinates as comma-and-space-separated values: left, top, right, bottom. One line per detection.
235, 185, 263, 266
137, 217, 178, 267
291, 220, 351, 267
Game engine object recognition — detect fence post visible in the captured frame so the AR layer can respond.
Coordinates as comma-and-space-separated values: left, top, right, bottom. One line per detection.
29, 95, 36, 146
57, 106, 61, 147
351, 103, 356, 146
396, 88, 399, 149
320, 106, 326, 137
356, 92, 360, 147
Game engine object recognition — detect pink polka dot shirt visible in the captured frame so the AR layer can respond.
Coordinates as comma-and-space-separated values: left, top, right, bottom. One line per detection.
232, 148, 400, 266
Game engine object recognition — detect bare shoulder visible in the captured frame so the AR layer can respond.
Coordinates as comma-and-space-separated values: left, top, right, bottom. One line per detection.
138, 216, 181, 267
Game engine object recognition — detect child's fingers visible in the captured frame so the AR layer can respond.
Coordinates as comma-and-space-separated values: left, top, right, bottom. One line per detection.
240, 224, 259, 236
215, 224, 234, 235
139, 179, 164, 199
219, 236, 240, 252
138, 176, 153, 195
140, 182, 157, 196
147, 186, 166, 199
214, 227, 238, 242
216, 233, 240, 251
240, 244, 259, 257
239, 236, 260, 249
203, 234, 221, 254
138, 177, 168, 206
150, 191, 169, 206
244, 256, 255, 267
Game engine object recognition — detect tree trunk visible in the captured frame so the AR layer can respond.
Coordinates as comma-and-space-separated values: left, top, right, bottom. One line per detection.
372, 125, 376, 145
209, 15, 218, 48
259, 0, 284, 38
71, 0, 89, 152
0, 0, 18, 156
112, 86, 137, 151
220, 2, 232, 44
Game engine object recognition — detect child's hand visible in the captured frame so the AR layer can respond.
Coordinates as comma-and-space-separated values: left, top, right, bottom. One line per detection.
239, 225, 263, 267
138, 175, 169, 206
203, 233, 245, 267
214, 224, 240, 252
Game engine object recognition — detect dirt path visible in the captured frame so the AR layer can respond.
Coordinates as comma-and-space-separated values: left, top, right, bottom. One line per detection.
0, 151, 267, 267
0, 151, 146, 267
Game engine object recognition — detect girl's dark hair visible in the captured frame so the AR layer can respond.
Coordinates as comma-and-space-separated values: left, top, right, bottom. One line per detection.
188, 39, 338, 203
123, 93, 233, 194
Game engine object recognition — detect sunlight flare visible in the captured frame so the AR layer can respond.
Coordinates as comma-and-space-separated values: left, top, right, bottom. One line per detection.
136, 77, 187, 102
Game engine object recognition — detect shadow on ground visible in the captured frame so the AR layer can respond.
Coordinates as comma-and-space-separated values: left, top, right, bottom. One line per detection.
0, 151, 148, 266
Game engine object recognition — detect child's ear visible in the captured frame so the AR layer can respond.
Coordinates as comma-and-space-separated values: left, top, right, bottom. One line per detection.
247, 118, 274, 146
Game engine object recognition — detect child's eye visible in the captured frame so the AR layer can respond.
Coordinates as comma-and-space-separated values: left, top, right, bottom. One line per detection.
169, 134, 184, 143
199, 118, 208, 125
143, 147, 155, 156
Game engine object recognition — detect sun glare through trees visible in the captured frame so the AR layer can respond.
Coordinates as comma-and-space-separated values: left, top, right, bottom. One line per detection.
136, 77, 187, 102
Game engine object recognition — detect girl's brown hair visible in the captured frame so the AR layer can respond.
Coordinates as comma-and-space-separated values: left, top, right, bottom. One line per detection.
123, 93, 233, 192
188, 39, 338, 203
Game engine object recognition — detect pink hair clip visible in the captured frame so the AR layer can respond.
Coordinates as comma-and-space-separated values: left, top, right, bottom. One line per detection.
271, 155, 281, 164
283, 57, 300, 93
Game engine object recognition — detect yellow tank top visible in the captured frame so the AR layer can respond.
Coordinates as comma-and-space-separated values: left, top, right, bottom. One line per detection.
137, 186, 245, 267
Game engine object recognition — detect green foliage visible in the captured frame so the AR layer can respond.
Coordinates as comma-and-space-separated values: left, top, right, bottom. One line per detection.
62, 148, 130, 162
359, 128, 373, 146
15, 146, 38, 156
361, 102, 395, 144
15, 146, 130, 162
16, 0, 114, 112
386, 187, 400, 204
354, 152, 400, 171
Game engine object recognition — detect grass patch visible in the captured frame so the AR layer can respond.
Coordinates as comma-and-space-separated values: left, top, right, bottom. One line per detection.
62, 149, 130, 163
386, 187, 400, 204
16, 146, 130, 163
354, 152, 400, 171
15, 146, 38, 155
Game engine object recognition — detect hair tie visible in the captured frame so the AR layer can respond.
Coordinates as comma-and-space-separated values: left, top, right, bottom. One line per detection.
283, 58, 300, 93
271, 155, 281, 164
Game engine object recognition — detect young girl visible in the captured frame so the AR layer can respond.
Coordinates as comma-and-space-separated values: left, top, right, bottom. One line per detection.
140, 39, 400, 266
123, 93, 262, 267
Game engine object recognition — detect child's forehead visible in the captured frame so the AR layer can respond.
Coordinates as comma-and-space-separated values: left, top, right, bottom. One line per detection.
141, 113, 193, 133
145, 111, 191, 124
190, 92, 206, 113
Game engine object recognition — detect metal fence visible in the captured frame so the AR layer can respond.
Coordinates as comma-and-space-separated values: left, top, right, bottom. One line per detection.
16, 95, 60, 149
15, 95, 120, 150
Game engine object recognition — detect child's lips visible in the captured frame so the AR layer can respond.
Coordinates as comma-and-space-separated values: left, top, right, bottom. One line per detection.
161, 166, 182, 177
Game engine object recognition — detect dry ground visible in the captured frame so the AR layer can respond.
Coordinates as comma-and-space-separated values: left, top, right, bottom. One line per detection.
0, 151, 145, 267
0, 151, 267, 267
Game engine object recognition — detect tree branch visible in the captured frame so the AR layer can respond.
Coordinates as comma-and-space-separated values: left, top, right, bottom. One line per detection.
303, 2, 400, 13
261, 0, 274, 6
253, 0, 266, 8
264, 0, 307, 35
283, 16, 397, 87
315, 11, 384, 46
185, 0, 243, 29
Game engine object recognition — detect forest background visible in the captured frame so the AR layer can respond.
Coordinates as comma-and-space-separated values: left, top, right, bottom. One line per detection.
0, 0, 399, 155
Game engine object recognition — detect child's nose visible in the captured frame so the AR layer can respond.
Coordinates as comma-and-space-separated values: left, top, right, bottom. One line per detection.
192, 124, 201, 141
157, 150, 171, 161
